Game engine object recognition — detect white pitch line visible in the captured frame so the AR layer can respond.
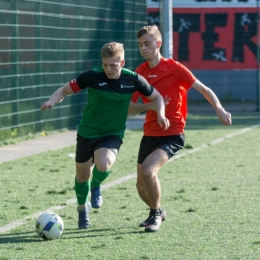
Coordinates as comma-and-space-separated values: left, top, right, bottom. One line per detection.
169, 123, 260, 162
0, 123, 259, 234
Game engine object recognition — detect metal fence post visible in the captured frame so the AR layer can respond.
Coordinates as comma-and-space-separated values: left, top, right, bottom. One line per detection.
160, 0, 173, 59
11, 1, 19, 131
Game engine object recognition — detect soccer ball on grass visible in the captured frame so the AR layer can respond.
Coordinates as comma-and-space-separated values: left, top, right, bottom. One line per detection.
35, 212, 64, 240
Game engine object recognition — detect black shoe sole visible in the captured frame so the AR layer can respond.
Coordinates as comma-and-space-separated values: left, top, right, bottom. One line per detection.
78, 225, 90, 229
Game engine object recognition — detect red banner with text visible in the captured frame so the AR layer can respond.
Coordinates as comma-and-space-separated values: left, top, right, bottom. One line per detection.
148, 5, 258, 70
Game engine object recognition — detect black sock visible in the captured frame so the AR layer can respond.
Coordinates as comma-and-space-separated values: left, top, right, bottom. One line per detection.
150, 208, 160, 216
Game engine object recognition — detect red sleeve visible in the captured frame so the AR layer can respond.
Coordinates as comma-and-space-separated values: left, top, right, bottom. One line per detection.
131, 91, 142, 102
175, 62, 196, 90
69, 79, 82, 93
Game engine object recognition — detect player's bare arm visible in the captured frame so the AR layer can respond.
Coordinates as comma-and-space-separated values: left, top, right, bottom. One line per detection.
128, 101, 154, 115
128, 96, 170, 115
40, 82, 74, 111
192, 80, 232, 126
146, 89, 170, 130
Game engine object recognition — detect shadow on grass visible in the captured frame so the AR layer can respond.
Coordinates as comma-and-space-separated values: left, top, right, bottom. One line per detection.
0, 227, 144, 244
61, 227, 145, 239
0, 231, 43, 244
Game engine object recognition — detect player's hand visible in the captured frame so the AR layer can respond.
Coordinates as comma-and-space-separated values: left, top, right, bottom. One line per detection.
40, 101, 53, 111
158, 116, 170, 130
163, 95, 171, 106
216, 107, 232, 126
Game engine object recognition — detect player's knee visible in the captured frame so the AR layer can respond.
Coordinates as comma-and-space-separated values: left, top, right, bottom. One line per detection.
142, 169, 159, 185
95, 154, 115, 171
141, 164, 153, 177
95, 162, 110, 172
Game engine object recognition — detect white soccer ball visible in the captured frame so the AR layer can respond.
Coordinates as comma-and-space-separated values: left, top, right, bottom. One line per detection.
35, 212, 64, 240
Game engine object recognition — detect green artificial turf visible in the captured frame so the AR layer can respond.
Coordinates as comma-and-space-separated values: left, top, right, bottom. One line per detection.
0, 114, 259, 259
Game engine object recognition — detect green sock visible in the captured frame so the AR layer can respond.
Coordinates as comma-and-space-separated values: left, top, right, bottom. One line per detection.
74, 178, 90, 205
91, 166, 110, 189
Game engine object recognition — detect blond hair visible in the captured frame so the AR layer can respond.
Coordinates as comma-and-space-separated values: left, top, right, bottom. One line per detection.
137, 25, 162, 42
100, 42, 124, 60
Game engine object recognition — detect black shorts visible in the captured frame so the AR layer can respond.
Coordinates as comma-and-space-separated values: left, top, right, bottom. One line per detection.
137, 134, 184, 164
76, 134, 123, 163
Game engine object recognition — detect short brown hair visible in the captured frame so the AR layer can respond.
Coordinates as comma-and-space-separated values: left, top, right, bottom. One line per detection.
137, 25, 162, 42
100, 42, 124, 60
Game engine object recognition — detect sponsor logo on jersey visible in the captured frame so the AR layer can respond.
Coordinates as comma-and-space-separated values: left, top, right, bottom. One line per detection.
99, 82, 107, 86
120, 84, 134, 88
148, 75, 157, 78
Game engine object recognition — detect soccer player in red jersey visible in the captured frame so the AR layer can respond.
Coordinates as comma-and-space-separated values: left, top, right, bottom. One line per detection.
128, 25, 232, 232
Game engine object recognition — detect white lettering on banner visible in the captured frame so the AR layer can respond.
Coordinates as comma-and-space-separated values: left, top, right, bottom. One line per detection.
178, 19, 191, 33
147, 16, 160, 25
241, 13, 252, 26
212, 51, 227, 62
147, 0, 257, 8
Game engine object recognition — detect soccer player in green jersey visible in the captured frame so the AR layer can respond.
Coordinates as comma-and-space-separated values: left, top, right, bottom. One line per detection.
40, 42, 170, 229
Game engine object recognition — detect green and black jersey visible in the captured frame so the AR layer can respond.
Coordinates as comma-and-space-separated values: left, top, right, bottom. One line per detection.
71, 67, 153, 139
